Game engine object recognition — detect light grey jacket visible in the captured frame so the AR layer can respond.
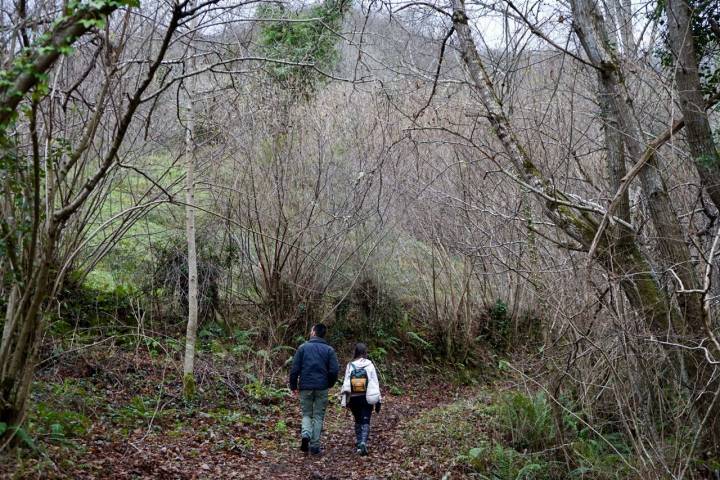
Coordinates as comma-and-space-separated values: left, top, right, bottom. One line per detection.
340, 358, 382, 406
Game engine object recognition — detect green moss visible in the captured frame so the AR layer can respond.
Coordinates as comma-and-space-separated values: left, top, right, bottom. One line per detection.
554, 204, 597, 241
183, 373, 196, 400
522, 157, 543, 179
620, 245, 677, 332
697, 152, 720, 169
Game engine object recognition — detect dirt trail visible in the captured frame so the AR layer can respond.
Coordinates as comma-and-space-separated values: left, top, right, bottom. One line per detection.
254, 393, 441, 480
4, 351, 468, 480
48, 387, 460, 480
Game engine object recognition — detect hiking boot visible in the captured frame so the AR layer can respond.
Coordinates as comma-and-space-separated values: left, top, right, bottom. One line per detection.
310, 446, 322, 455
354, 424, 362, 448
357, 442, 368, 456
300, 436, 310, 453
359, 424, 370, 445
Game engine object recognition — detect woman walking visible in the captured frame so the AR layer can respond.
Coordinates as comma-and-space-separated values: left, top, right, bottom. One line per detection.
340, 343, 382, 456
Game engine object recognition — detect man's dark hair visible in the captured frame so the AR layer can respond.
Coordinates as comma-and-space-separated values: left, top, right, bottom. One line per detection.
353, 343, 368, 360
312, 323, 327, 338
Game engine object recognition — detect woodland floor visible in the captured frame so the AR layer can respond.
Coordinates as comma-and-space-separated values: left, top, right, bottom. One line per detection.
1, 346, 480, 480
71, 388, 466, 480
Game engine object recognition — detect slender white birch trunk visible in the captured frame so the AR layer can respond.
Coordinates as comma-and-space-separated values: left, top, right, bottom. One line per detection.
182, 16, 199, 398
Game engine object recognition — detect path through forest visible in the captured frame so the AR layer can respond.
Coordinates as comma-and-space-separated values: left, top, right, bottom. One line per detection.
244, 391, 444, 480
28, 357, 467, 480
2, 348, 474, 479
86, 391, 456, 480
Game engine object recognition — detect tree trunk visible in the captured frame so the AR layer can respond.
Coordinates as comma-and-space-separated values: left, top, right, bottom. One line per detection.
1, 1, 183, 437
571, 0, 720, 452
451, 0, 719, 451
571, 0, 705, 332
182, 74, 199, 399
0, 2, 125, 437
449, 0, 675, 328
666, 0, 720, 209
0, 264, 49, 429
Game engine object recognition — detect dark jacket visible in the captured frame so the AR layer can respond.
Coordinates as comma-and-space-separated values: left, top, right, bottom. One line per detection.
289, 336, 340, 391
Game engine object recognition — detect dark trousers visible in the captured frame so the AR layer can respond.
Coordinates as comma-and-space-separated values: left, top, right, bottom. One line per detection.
349, 395, 373, 425
349, 395, 372, 447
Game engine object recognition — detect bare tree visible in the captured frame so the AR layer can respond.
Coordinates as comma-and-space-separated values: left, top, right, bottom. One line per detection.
182, 9, 200, 400
0, 0, 209, 435
387, 0, 720, 462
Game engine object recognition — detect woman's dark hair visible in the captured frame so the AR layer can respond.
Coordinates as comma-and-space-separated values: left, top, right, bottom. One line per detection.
353, 343, 368, 360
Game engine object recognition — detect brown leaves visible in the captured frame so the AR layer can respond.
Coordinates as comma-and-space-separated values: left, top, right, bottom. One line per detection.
4, 348, 473, 480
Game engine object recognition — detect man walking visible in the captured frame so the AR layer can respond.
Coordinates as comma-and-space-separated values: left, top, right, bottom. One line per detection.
289, 323, 339, 455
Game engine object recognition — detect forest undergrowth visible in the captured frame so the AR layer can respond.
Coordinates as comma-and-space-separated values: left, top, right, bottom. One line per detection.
0, 321, 643, 480
1, 330, 472, 479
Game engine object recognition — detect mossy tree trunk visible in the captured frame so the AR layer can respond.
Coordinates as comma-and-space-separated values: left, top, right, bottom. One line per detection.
451, 0, 720, 452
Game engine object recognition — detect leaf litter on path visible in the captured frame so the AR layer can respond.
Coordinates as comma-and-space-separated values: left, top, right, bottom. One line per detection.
3, 350, 476, 479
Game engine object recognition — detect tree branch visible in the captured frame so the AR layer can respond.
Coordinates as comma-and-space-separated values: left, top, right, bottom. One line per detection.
0, 3, 118, 129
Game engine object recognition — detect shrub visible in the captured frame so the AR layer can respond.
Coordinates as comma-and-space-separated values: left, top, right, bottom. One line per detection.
498, 391, 555, 452
147, 238, 221, 325
467, 391, 634, 479
466, 442, 554, 479
31, 403, 91, 442
51, 272, 136, 330
488, 299, 511, 351
242, 381, 288, 403
330, 277, 407, 352
570, 430, 633, 478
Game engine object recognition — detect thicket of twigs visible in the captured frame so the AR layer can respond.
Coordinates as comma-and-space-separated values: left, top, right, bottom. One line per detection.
1, 0, 720, 476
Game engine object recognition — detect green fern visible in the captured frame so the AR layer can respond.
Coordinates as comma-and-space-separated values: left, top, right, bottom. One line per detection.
499, 391, 555, 451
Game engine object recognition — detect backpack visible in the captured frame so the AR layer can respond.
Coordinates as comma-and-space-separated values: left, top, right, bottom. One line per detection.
349, 362, 368, 393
